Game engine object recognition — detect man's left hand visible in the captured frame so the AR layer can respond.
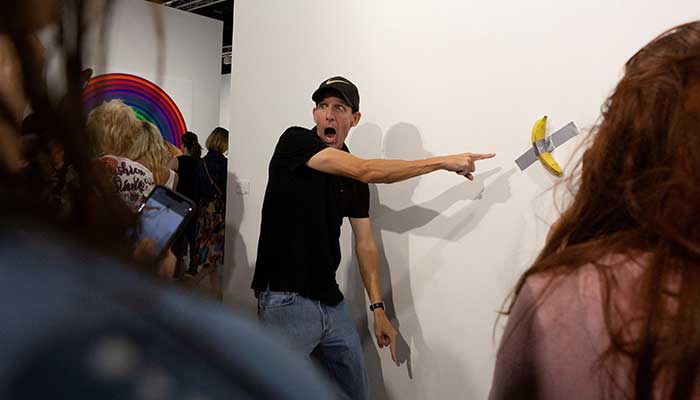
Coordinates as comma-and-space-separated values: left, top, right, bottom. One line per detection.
373, 309, 398, 363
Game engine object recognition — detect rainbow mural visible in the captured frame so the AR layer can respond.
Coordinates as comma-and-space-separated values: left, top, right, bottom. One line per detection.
83, 73, 187, 147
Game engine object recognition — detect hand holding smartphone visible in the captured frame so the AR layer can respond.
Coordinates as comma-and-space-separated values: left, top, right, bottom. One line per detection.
133, 185, 196, 258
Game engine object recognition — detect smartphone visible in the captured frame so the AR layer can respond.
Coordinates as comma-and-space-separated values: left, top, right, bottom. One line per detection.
133, 185, 196, 256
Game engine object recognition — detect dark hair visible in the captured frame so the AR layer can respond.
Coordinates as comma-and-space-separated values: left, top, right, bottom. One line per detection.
505, 21, 700, 399
181, 131, 201, 159
0, 1, 148, 269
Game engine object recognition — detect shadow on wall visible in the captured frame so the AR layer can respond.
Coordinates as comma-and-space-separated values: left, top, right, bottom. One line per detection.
345, 122, 513, 399
221, 171, 255, 315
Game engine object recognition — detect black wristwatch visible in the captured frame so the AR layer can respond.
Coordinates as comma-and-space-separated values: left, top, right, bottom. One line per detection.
369, 301, 385, 312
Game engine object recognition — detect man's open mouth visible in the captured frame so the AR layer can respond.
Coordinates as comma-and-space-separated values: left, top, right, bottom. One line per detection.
324, 127, 336, 138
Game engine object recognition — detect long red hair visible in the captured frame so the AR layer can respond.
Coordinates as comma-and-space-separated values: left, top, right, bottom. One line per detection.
507, 21, 700, 399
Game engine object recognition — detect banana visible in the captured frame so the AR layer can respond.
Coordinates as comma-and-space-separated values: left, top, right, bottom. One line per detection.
531, 115, 547, 143
538, 152, 563, 176
531, 115, 563, 176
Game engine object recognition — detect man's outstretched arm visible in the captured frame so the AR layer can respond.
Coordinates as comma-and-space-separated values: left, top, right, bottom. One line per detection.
349, 217, 398, 363
307, 147, 495, 183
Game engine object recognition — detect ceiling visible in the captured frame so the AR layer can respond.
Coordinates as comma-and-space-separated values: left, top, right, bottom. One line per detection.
161, 0, 233, 74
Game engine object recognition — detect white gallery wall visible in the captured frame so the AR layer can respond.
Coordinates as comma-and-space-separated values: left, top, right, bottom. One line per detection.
225, 1, 700, 398
220, 74, 231, 129
84, 0, 223, 144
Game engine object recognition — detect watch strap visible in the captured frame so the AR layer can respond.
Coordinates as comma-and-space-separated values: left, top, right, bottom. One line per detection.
369, 301, 385, 312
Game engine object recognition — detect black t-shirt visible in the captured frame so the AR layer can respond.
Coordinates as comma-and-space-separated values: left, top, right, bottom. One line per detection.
251, 126, 369, 305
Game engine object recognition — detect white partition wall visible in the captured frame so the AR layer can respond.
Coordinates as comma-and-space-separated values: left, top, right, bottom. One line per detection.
220, 74, 231, 129
85, 0, 223, 144
225, 2, 700, 398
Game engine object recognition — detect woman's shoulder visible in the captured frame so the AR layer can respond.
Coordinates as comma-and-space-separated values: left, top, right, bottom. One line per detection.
176, 155, 200, 170
521, 253, 647, 328
205, 151, 226, 160
525, 253, 646, 296
164, 169, 177, 189
97, 155, 153, 178
204, 152, 227, 169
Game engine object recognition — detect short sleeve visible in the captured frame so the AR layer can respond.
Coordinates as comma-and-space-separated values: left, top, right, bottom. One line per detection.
339, 143, 369, 219
346, 180, 369, 218
273, 127, 327, 171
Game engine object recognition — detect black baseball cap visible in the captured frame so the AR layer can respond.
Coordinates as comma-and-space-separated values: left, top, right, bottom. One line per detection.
311, 76, 360, 112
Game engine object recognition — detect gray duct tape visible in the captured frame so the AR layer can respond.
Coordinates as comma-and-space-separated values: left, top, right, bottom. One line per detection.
515, 148, 538, 171
550, 122, 579, 148
514, 121, 580, 171
533, 138, 553, 155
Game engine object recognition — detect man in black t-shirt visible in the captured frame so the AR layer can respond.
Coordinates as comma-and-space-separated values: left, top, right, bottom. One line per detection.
252, 76, 495, 400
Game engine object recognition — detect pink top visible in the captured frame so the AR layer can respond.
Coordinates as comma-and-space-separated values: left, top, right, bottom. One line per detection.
489, 255, 675, 399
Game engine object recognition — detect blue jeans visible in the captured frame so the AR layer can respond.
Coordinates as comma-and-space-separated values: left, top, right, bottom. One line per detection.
256, 290, 369, 400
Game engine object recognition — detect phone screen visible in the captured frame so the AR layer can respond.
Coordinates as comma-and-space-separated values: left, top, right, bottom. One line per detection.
134, 186, 195, 255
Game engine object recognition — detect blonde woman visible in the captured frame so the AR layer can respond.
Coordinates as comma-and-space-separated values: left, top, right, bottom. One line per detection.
189, 127, 228, 298
128, 121, 178, 190
166, 141, 182, 160
86, 100, 155, 210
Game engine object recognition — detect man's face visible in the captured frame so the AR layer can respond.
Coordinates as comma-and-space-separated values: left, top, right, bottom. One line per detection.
312, 95, 361, 149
